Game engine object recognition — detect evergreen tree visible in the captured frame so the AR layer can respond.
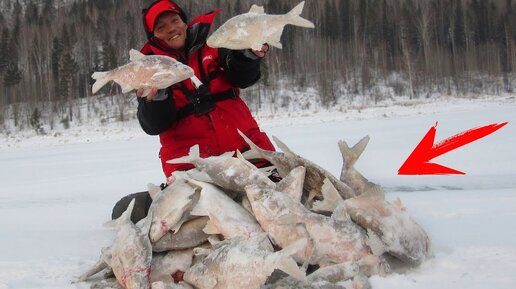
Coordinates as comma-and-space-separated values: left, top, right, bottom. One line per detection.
0, 28, 9, 74
51, 37, 63, 79
101, 34, 117, 71
58, 52, 79, 99
4, 63, 22, 88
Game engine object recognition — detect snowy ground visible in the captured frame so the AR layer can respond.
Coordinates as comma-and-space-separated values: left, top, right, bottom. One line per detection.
0, 96, 515, 289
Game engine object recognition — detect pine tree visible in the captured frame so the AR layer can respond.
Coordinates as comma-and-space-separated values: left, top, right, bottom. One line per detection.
4, 63, 22, 87
0, 28, 9, 74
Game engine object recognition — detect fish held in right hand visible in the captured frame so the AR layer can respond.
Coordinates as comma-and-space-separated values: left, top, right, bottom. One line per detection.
91, 49, 194, 95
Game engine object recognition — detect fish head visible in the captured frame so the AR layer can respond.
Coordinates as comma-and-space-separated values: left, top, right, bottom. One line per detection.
207, 26, 248, 49
206, 29, 227, 48
149, 219, 168, 243
122, 265, 151, 289
245, 184, 270, 203
246, 186, 289, 221
184, 262, 218, 289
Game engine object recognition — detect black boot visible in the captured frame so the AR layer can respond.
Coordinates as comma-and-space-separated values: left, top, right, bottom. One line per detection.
111, 191, 152, 224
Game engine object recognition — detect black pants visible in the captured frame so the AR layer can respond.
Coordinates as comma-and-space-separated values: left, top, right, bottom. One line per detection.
111, 191, 152, 224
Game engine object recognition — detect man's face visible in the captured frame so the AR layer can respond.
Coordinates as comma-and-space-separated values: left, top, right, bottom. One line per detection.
153, 12, 187, 51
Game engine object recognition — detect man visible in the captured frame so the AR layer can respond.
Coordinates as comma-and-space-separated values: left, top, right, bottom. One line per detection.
112, 0, 276, 222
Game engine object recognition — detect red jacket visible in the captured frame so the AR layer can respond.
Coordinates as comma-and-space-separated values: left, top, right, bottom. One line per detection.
137, 10, 275, 177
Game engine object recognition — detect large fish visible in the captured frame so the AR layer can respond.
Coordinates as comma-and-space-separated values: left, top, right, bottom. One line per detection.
238, 130, 356, 202
315, 182, 432, 265
81, 249, 194, 286
91, 49, 194, 94
147, 180, 200, 243
186, 179, 267, 242
184, 236, 306, 289
103, 199, 153, 289
167, 144, 275, 192
207, 2, 314, 51
246, 185, 374, 267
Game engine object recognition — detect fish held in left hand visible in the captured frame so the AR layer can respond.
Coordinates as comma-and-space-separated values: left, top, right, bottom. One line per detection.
207, 1, 314, 51
91, 49, 194, 95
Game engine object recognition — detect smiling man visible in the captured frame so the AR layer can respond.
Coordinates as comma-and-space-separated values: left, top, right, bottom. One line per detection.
111, 0, 277, 223
137, 0, 274, 181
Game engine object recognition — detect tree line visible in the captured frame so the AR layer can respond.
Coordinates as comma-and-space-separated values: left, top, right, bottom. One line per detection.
0, 0, 514, 133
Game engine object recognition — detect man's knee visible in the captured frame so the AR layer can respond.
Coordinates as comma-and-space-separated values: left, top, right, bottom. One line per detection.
111, 191, 152, 224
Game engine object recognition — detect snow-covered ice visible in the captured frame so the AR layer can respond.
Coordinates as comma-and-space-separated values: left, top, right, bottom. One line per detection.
0, 96, 515, 289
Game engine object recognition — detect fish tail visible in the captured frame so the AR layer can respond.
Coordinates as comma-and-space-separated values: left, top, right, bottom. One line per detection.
338, 136, 370, 170
104, 198, 135, 228
287, 1, 314, 28
237, 129, 266, 160
167, 144, 200, 164
272, 238, 307, 281
91, 71, 111, 94
312, 178, 343, 212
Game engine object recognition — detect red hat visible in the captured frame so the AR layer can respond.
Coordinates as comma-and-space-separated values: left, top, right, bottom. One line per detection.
143, 0, 187, 33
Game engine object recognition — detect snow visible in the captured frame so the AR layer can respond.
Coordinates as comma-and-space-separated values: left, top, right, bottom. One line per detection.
0, 96, 515, 289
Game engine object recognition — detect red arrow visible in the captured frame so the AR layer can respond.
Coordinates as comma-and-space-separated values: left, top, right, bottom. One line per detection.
398, 122, 508, 175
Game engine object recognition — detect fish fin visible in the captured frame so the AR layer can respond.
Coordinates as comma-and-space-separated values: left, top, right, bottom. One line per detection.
147, 183, 162, 201
236, 150, 258, 170
249, 4, 265, 14
270, 28, 284, 49
186, 168, 213, 182
136, 208, 153, 235
277, 213, 300, 225
269, 39, 283, 49
104, 198, 135, 228
207, 235, 222, 246
251, 42, 264, 51
193, 247, 213, 257
241, 195, 254, 215
305, 189, 318, 206
274, 239, 307, 281
219, 151, 235, 158
129, 48, 145, 62
202, 217, 221, 235
393, 197, 406, 211
286, 1, 315, 28
120, 83, 134, 94
276, 166, 305, 203
170, 218, 188, 234
78, 251, 110, 281
312, 178, 344, 212
338, 136, 370, 171
331, 202, 351, 222
366, 229, 386, 256
362, 184, 385, 200
100, 247, 113, 267
237, 129, 268, 159
91, 71, 111, 94
167, 144, 200, 164
272, 135, 296, 155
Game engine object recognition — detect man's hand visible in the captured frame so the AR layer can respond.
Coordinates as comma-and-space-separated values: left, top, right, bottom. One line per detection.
251, 43, 270, 58
136, 87, 158, 101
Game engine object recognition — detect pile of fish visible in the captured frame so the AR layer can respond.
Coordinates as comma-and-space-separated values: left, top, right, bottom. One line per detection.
78, 131, 432, 289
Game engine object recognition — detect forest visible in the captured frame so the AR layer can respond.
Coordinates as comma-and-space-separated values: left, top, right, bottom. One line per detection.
0, 0, 514, 133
